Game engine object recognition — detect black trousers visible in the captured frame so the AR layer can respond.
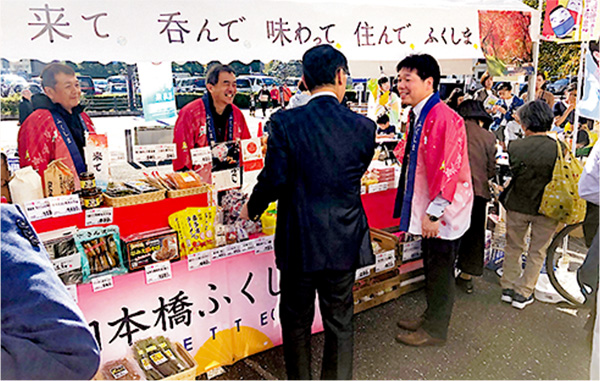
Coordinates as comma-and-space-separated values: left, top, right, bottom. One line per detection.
421, 237, 461, 340
279, 269, 355, 380
456, 196, 488, 276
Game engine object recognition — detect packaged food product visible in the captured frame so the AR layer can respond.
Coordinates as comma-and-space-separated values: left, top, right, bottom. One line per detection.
44, 160, 75, 197
75, 226, 127, 282
122, 228, 179, 272
9, 166, 44, 206
165, 171, 203, 189
132, 337, 193, 380
79, 171, 96, 191
81, 188, 104, 209
100, 358, 142, 380
38, 226, 82, 285
124, 181, 160, 194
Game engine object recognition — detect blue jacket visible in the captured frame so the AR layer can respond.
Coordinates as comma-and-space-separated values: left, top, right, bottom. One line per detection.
1, 204, 100, 380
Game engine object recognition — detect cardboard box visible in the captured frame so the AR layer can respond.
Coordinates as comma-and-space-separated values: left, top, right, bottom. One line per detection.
123, 228, 180, 271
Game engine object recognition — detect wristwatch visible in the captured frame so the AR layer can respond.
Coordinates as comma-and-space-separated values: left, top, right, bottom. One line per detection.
428, 214, 440, 222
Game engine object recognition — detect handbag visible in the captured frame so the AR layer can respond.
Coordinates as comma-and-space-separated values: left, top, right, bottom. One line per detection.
538, 138, 586, 225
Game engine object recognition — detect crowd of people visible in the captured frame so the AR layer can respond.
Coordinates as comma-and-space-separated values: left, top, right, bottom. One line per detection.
3, 42, 598, 380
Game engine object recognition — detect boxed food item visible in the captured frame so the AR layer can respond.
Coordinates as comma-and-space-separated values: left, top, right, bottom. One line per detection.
122, 228, 180, 272
132, 337, 196, 380
99, 358, 143, 380
39, 226, 82, 285
75, 225, 128, 282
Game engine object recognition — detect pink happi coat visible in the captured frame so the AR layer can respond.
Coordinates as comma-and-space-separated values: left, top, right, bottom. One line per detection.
405, 102, 473, 240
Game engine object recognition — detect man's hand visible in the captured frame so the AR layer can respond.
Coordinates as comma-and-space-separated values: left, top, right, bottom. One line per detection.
240, 202, 250, 220
421, 215, 440, 238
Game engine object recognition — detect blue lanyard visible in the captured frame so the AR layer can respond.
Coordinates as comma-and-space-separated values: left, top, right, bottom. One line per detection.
202, 94, 234, 145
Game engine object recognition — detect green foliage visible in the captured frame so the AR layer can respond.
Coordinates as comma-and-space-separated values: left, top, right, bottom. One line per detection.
66, 61, 128, 78
264, 60, 303, 80
1, 94, 20, 116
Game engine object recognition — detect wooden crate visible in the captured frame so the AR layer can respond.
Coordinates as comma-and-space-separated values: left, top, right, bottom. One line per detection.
353, 274, 401, 314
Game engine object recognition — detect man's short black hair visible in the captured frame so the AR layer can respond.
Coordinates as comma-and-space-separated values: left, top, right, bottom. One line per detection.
206, 64, 235, 86
302, 45, 349, 91
517, 100, 554, 133
376, 113, 390, 125
41, 63, 75, 89
396, 54, 440, 90
496, 82, 512, 92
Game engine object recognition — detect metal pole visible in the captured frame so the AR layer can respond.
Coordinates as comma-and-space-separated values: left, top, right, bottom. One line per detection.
527, 0, 543, 103
571, 41, 588, 153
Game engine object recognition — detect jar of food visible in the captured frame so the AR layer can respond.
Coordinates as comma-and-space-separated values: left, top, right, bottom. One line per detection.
79, 172, 96, 191
81, 188, 103, 209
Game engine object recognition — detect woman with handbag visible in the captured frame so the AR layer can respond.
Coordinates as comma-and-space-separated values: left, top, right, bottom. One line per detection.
499, 100, 560, 309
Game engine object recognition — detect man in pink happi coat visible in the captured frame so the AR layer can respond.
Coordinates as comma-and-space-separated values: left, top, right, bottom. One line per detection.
393, 54, 473, 346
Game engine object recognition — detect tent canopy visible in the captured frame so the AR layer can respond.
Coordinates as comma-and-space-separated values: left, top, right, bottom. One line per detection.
1, 0, 539, 76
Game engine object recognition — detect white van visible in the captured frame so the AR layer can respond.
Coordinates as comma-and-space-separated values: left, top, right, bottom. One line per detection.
236, 75, 278, 93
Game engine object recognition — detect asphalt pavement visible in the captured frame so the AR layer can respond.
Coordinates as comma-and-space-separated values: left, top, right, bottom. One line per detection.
203, 268, 593, 380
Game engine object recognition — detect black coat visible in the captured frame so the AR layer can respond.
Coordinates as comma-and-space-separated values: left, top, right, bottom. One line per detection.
247, 94, 376, 272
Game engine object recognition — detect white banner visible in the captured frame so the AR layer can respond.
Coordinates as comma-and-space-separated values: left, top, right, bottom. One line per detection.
0, 0, 539, 75
137, 62, 177, 122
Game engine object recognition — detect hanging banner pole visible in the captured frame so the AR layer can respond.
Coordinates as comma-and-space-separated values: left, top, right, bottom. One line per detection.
527, 0, 543, 103
571, 41, 588, 154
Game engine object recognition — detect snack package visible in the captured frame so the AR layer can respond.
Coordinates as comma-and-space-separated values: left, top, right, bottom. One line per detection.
124, 181, 160, 193
122, 228, 180, 272
75, 225, 127, 282
133, 338, 183, 379
165, 171, 203, 189
38, 226, 82, 285
44, 160, 75, 197
169, 206, 216, 256
99, 358, 143, 380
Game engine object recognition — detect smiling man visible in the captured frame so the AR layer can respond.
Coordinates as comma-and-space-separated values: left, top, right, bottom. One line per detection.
393, 54, 473, 347
18, 63, 96, 188
173, 64, 250, 171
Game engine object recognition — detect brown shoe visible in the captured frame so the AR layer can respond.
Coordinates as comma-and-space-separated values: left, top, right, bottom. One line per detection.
395, 328, 446, 347
396, 316, 425, 331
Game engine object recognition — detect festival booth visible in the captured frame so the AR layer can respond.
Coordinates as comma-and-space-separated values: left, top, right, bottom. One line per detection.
1, 0, 540, 378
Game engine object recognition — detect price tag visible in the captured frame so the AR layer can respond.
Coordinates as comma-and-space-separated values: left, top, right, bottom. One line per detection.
375, 250, 396, 273
66, 284, 78, 303
85, 207, 114, 226
145, 261, 172, 284
162, 144, 177, 160
226, 242, 243, 258
49, 195, 82, 217
92, 275, 114, 292
23, 198, 52, 221
255, 235, 275, 255
402, 240, 422, 262
191, 147, 212, 166
355, 265, 374, 280
368, 182, 389, 194
188, 250, 212, 271
212, 246, 228, 261
133, 145, 159, 161
239, 240, 256, 255
360, 186, 366, 195
52, 253, 81, 275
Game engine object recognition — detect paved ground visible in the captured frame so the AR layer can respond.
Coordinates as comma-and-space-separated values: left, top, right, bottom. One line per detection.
203, 269, 593, 380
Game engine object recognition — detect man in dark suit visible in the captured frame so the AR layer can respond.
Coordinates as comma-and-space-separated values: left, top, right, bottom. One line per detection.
241, 45, 376, 380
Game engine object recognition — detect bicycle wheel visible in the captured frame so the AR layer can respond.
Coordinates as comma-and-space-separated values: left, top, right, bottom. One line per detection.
545, 222, 588, 306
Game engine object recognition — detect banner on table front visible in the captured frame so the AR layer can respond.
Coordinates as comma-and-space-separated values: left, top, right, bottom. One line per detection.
542, 0, 599, 42
137, 62, 177, 122
76, 249, 324, 374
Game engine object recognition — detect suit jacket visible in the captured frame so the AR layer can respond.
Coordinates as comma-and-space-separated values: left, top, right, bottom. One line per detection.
247, 94, 377, 272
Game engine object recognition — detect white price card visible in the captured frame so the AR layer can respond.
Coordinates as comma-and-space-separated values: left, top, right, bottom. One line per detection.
49, 195, 82, 217
145, 261, 172, 284
226, 242, 243, 258
402, 240, 422, 262
191, 147, 212, 166
65, 284, 78, 303
92, 275, 114, 292
255, 235, 275, 255
375, 250, 396, 273
239, 240, 256, 255
355, 265, 374, 280
360, 186, 366, 195
212, 246, 228, 261
188, 250, 212, 271
85, 207, 114, 226
368, 182, 389, 194
23, 198, 52, 221
133, 145, 159, 162
160, 144, 177, 161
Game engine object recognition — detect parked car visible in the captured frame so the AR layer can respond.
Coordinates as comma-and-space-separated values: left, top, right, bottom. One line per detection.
1, 74, 28, 96
285, 77, 301, 93
236, 75, 279, 93
93, 78, 108, 94
236, 77, 253, 93
106, 75, 128, 94
175, 76, 205, 93
77, 75, 95, 95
